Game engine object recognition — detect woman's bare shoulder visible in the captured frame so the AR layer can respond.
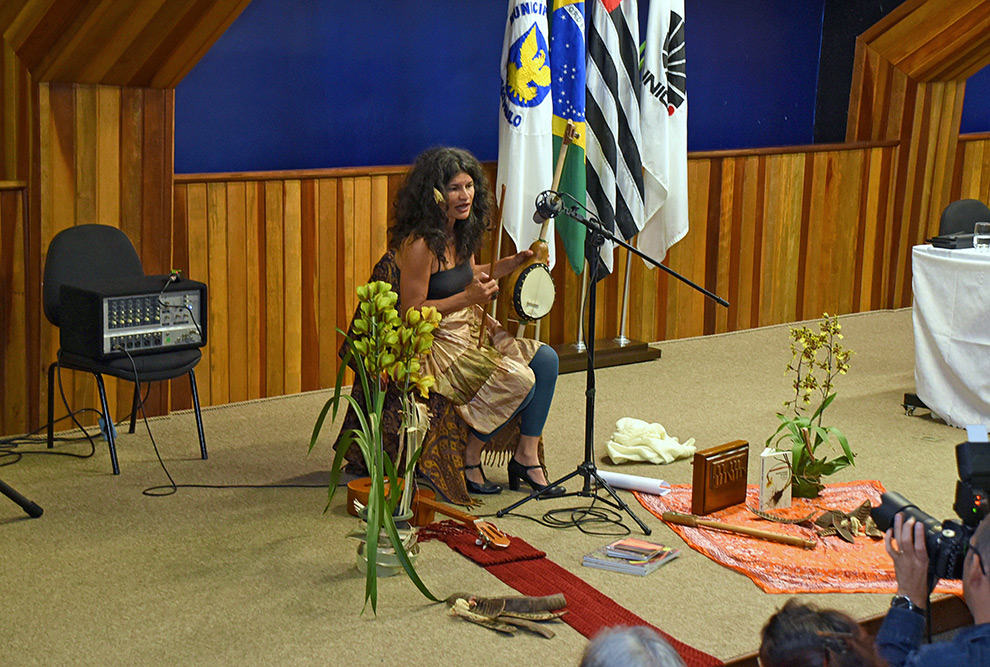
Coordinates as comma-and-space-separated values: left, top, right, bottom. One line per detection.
395, 236, 435, 272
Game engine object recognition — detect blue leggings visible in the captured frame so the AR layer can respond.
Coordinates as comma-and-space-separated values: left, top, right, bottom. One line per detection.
470, 345, 558, 443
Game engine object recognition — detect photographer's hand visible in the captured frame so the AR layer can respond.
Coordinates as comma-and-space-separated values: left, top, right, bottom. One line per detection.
885, 514, 930, 608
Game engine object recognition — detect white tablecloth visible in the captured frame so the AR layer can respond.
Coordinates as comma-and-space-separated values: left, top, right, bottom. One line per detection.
913, 245, 990, 428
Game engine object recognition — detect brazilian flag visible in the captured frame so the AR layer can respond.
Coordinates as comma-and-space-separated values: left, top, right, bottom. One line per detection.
549, 0, 587, 275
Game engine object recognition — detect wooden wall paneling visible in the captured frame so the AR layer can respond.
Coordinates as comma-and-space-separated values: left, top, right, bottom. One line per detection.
104, 2, 206, 87
185, 182, 210, 406
225, 180, 248, 403
45, 83, 82, 424
72, 84, 107, 416
702, 157, 723, 336
664, 158, 709, 340
339, 177, 356, 367
73, 85, 97, 217
0, 187, 27, 432
2, 40, 31, 181
171, 182, 192, 410
299, 178, 318, 392
140, 87, 171, 415
956, 137, 990, 201
759, 154, 804, 327
264, 180, 284, 397
245, 180, 263, 399
914, 83, 945, 244
126, 2, 220, 89
32, 1, 130, 84
894, 2, 990, 80
207, 181, 229, 405
2, 0, 83, 72
625, 238, 656, 343
713, 156, 736, 334
95, 86, 120, 227
732, 156, 760, 332
370, 175, 388, 261
115, 83, 144, 418
77, 3, 165, 84
977, 138, 990, 201
929, 80, 966, 234
885, 83, 925, 308
317, 177, 338, 389
800, 151, 828, 321
833, 149, 866, 316
858, 148, 900, 311
283, 179, 303, 396
152, 1, 254, 88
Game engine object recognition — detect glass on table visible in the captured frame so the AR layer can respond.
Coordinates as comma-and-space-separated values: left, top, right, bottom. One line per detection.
975, 222, 990, 251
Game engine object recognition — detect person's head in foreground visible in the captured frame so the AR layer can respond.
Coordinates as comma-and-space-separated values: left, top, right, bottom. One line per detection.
580, 625, 686, 667
759, 599, 884, 667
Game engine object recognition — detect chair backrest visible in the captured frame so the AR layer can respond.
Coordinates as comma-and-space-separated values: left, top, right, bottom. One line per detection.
43, 224, 144, 327
939, 198, 990, 236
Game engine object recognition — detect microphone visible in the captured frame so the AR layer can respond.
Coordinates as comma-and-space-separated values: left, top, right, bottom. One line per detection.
533, 190, 563, 224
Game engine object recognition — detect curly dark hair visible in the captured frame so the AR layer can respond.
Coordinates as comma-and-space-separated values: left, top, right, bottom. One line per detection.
759, 599, 884, 667
390, 147, 493, 267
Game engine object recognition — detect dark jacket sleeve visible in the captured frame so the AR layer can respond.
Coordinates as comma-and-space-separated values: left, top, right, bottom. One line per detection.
875, 607, 926, 667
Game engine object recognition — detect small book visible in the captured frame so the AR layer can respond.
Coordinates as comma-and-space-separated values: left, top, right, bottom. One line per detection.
582, 540, 680, 576
604, 537, 670, 562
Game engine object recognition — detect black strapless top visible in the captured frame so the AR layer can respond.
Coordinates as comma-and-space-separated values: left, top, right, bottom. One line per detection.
427, 262, 472, 300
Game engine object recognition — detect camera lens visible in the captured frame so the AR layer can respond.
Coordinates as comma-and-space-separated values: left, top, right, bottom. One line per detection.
871, 492, 942, 535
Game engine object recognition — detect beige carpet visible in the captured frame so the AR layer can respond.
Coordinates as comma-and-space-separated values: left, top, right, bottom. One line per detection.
0, 308, 969, 666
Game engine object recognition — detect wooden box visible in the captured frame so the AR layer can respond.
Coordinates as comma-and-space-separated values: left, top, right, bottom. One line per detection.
691, 440, 749, 515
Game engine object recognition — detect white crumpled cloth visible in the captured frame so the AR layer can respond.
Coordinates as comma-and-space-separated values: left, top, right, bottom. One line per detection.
605, 417, 696, 465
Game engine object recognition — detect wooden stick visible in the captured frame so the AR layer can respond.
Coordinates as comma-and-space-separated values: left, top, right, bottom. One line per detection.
479, 184, 507, 348
662, 511, 816, 549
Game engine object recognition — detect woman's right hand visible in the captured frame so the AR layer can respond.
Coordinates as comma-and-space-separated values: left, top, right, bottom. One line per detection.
465, 272, 499, 306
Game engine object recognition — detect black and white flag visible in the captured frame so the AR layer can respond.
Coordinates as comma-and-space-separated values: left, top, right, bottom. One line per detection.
585, 0, 644, 277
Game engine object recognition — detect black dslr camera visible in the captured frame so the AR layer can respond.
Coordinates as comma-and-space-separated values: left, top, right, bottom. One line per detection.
871, 441, 990, 585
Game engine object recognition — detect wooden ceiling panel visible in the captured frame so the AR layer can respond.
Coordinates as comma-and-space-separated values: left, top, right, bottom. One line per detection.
0, 0, 252, 88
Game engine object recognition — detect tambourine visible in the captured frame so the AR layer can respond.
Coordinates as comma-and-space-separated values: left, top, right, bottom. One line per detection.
512, 262, 555, 322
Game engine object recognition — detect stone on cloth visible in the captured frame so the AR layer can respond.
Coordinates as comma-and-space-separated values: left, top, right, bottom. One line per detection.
606, 417, 696, 464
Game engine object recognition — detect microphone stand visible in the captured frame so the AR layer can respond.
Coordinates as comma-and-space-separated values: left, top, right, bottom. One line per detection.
496, 203, 728, 533
0, 478, 44, 518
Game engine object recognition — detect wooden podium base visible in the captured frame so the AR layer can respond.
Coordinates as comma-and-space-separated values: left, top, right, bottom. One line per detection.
551, 337, 662, 375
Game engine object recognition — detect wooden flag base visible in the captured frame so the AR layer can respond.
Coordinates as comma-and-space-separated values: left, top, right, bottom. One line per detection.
552, 337, 661, 375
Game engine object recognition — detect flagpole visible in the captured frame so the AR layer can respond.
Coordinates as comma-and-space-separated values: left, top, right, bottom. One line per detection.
617, 244, 632, 344
576, 260, 588, 350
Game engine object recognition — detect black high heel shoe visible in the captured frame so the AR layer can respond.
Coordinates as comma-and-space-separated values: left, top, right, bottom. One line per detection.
462, 463, 502, 495
507, 458, 566, 497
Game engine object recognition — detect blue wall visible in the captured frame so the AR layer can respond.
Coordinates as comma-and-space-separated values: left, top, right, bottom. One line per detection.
962, 65, 990, 135
174, 0, 990, 174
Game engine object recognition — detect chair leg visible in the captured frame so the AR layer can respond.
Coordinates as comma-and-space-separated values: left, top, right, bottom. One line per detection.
189, 369, 208, 460
129, 383, 141, 434
47, 362, 57, 449
93, 374, 120, 475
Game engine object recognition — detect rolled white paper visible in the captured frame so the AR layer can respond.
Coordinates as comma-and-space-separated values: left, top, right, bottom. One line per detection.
597, 470, 671, 496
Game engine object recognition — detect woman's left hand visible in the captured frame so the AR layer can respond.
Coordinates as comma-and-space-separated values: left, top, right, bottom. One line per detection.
510, 249, 534, 269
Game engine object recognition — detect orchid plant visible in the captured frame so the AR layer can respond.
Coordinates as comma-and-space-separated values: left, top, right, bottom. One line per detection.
309, 280, 441, 613
766, 314, 856, 498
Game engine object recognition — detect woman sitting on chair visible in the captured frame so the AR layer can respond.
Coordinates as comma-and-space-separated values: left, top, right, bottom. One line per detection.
388, 146, 564, 497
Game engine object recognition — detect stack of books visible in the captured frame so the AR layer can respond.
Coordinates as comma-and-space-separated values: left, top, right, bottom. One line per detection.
582, 537, 680, 576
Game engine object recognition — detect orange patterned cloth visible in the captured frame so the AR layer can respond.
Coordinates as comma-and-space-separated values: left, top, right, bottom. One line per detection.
634, 481, 963, 596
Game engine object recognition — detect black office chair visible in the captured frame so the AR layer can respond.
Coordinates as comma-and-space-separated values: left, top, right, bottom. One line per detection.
43, 224, 208, 474
938, 198, 990, 236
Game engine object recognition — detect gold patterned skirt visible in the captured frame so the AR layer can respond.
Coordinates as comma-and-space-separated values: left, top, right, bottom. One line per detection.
426, 305, 544, 435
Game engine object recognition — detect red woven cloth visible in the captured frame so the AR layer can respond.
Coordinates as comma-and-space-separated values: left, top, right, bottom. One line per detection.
633, 481, 963, 596
420, 520, 723, 667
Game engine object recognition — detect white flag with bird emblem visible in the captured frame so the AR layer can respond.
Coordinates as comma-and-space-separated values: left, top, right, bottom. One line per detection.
497, 0, 555, 266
